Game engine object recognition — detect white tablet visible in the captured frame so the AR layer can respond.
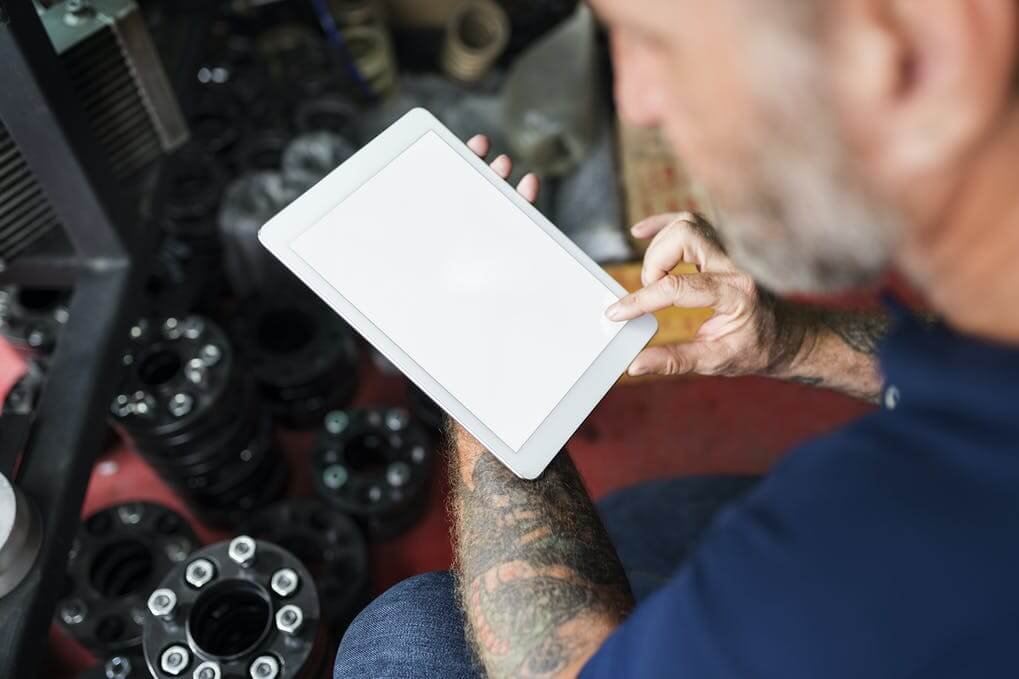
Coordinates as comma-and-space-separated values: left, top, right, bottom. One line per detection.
259, 108, 657, 479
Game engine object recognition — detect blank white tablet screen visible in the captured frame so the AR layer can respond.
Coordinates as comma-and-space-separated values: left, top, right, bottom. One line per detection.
292, 131, 622, 451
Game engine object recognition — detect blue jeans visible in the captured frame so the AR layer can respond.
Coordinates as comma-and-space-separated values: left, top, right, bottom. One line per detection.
333, 476, 757, 678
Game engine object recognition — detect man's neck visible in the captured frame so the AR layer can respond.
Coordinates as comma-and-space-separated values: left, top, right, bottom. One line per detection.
899, 107, 1019, 345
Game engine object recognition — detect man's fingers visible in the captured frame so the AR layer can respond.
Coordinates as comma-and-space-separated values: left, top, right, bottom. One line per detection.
641, 214, 733, 286
627, 343, 709, 377
631, 211, 696, 239
467, 134, 490, 158
606, 273, 721, 321
516, 173, 540, 203
489, 154, 512, 179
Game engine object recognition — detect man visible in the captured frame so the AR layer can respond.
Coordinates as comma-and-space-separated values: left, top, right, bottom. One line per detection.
334, 0, 1019, 676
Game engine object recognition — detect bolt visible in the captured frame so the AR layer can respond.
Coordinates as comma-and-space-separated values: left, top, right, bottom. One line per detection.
105, 656, 132, 679
323, 410, 349, 435
54, 306, 70, 323
193, 661, 221, 679
180, 316, 205, 339
117, 503, 143, 525
67, 0, 93, 15
386, 461, 411, 488
161, 645, 190, 676
385, 408, 408, 431
322, 464, 348, 490
275, 604, 303, 635
60, 599, 86, 625
199, 343, 221, 366
249, 655, 279, 679
129, 321, 146, 339
164, 537, 192, 563
169, 392, 194, 418
185, 358, 207, 385
147, 588, 177, 620
228, 535, 256, 566
270, 568, 299, 597
26, 328, 49, 348
111, 393, 132, 418
410, 445, 426, 464
367, 485, 383, 502
163, 317, 182, 340
132, 391, 156, 417
185, 558, 215, 588
367, 411, 382, 427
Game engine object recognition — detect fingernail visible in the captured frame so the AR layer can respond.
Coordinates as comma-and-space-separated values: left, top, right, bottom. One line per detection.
605, 304, 622, 320
628, 364, 648, 376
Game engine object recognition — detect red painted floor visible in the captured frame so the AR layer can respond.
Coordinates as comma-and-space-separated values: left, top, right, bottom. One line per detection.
2, 317, 875, 676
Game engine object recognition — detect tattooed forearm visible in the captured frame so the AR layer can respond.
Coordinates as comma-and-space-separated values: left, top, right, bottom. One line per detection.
756, 296, 890, 403
448, 427, 632, 679
820, 312, 890, 355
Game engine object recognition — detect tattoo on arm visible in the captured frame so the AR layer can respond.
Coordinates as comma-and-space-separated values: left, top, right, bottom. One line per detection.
820, 312, 890, 355
450, 439, 633, 678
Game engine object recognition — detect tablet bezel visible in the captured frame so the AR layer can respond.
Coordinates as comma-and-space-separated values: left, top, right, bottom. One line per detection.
259, 108, 657, 479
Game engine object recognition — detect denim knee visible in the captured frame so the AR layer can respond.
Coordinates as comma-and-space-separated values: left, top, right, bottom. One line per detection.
333, 571, 481, 679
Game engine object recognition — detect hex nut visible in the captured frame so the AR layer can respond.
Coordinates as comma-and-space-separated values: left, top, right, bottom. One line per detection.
161, 645, 190, 676
147, 588, 177, 619
228, 535, 256, 566
185, 558, 216, 588
275, 604, 304, 635
105, 655, 132, 679
59, 599, 87, 625
270, 568, 299, 597
193, 660, 222, 679
249, 655, 280, 679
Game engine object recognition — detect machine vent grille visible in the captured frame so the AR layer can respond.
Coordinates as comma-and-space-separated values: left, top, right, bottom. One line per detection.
62, 27, 164, 179
0, 123, 61, 264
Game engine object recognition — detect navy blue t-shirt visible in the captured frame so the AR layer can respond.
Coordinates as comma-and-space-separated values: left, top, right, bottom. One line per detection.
582, 307, 1019, 678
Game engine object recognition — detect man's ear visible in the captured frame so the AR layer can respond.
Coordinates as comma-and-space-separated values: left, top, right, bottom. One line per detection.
830, 0, 1017, 181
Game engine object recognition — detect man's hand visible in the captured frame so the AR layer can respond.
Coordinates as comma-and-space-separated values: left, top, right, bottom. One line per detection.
606, 212, 889, 402
607, 212, 792, 378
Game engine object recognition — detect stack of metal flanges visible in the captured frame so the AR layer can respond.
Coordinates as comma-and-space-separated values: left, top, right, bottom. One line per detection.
232, 295, 360, 429
109, 316, 286, 525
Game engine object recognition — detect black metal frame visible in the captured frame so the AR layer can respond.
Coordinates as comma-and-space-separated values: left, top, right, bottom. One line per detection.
0, 1, 151, 675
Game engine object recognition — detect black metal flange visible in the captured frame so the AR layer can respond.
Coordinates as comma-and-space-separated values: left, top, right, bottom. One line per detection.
0, 285, 70, 358
293, 96, 359, 137
232, 296, 360, 429
239, 498, 370, 633
110, 316, 287, 525
159, 147, 228, 249
312, 408, 434, 541
233, 129, 291, 174
142, 537, 324, 679
56, 503, 199, 656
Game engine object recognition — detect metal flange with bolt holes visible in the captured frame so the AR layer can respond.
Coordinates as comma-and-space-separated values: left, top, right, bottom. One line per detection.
0, 285, 70, 358
311, 408, 434, 541
231, 295, 360, 429
239, 498, 369, 632
109, 315, 286, 525
143, 538, 323, 679
56, 502, 197, 655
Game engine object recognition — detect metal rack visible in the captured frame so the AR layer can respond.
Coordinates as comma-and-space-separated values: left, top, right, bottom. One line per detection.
0, 0, 151, 675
